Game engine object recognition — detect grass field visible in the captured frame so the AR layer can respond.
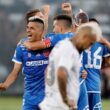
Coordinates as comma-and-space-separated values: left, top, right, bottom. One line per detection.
0, 96, 109, 110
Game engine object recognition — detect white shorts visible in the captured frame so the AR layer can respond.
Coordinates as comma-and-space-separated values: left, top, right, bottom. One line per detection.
39, 97, 69, 110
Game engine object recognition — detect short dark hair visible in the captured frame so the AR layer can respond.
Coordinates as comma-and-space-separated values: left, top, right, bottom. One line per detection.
89, 18, 100, 25
53, 14, 72, 29
26, 9, 40, 23
28, 17, 44, 30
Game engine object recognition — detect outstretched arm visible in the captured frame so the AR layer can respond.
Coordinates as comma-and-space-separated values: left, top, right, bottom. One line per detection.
0, 63, 22, 90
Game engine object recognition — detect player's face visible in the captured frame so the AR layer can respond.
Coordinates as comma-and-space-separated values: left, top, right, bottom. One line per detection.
53, 20, 61, 33
26, 22, 43, 42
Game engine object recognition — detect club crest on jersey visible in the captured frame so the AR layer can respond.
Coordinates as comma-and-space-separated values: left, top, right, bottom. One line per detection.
43, 50, 50, 57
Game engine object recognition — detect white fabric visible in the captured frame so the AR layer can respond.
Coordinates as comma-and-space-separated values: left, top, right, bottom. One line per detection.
40, 39, 80, 110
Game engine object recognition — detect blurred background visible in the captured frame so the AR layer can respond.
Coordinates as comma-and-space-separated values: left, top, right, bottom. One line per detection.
0, 0, 110, 110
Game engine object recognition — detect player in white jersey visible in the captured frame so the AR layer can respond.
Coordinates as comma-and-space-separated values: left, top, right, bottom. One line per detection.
39, 22, 102, 110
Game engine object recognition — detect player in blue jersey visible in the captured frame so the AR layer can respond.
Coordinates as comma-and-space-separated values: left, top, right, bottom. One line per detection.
0, 13, 49, 110
72, 9, 90, 110
23, 14, 74, 50
81, 19, 110, 110
82, 42, 110, 110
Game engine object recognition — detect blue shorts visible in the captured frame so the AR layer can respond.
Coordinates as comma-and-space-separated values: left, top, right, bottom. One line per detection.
22, 99, 40, 110
78, 80, 89, 110
88, 93, 102, 110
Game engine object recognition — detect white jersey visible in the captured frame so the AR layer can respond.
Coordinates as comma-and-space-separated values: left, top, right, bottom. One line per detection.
39, 39, 80, 110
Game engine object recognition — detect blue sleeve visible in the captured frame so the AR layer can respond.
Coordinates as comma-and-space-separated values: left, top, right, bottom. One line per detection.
50, 34, 62, 46
45, 33, 74, 47
12, 45, 23, 64
51, 33, 74, 46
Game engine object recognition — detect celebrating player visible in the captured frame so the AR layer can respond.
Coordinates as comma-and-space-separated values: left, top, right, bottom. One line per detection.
0, 12, 50, 110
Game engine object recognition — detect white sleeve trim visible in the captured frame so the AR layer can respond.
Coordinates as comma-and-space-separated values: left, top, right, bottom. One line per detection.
12, 59, 22, 64
87, 91, 101, 93
80, 79, 85, 85
103, 54, 110, 57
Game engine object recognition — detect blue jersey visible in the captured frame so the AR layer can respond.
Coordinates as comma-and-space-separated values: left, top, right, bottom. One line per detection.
81, 42, 110, 92
45, 32, 74, 47
12, 38, 50, 105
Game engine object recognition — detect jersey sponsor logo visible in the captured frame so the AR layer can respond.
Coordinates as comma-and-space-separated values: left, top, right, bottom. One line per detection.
26, 60, 48, 66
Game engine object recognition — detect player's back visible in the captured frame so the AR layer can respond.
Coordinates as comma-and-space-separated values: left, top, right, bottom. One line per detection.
82, 42, 110, 92
45, 39, 80, 109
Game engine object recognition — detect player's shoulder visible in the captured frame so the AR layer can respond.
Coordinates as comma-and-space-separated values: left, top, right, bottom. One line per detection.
17, 37, 28, 46
56, 32, 74, 37
92, 42, 106, 49
16, 37, 28, 50
56, 39, 76, 53
45, 33, 55, 38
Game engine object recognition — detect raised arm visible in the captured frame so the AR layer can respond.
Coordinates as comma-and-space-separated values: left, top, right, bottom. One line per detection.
62, 3, 73, 17
42, 5, 50, 37
0, 63, 22, 90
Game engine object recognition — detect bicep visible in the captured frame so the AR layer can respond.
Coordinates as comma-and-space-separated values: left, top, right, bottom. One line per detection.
57, 67, 68, 82
11, 63, 22, 76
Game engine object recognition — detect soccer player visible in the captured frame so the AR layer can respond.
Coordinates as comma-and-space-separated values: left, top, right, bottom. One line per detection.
81, 19, 110, 110
39, 22, 102, 110
73, 9, 89, 110
0, 14, 49, 110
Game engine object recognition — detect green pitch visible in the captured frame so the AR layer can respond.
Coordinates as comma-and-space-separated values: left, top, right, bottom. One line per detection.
0, 96, 22, 110
0, 97, 109, 110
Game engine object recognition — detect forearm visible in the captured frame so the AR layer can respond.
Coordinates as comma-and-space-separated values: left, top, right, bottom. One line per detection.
100, 38, 110, 51
4, 71, 19, 88
1, 63, 21, 89
105, 41, 110, 51
57, 67, 68, 103
24, 41, 47, 50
